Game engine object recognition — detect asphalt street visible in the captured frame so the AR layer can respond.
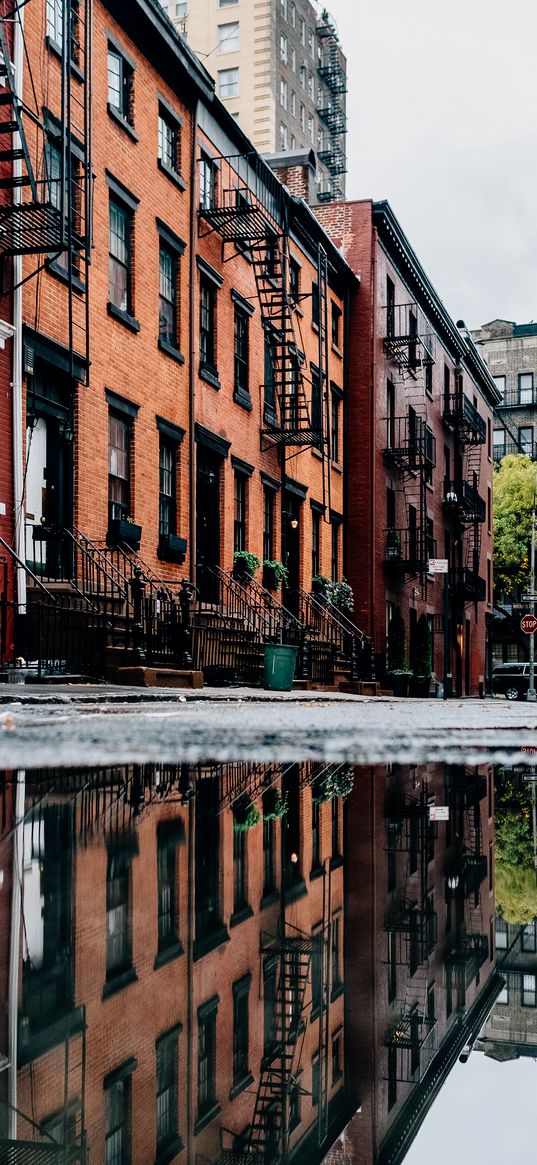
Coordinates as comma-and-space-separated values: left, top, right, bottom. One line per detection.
1, 688, 536, 768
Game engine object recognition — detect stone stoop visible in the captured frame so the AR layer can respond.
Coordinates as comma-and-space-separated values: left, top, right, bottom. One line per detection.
111, 667, 203, 688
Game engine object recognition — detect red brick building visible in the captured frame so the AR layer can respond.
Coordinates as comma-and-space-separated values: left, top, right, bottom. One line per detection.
0, 4, 16, 671
316, 200, 501, 695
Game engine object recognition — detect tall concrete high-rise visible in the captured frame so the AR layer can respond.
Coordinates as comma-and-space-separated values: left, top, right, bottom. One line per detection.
158, 0, 347, 201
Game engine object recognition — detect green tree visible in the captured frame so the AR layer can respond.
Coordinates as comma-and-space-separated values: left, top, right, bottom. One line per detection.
495, 862, 537, 925
493, 454, 536, 594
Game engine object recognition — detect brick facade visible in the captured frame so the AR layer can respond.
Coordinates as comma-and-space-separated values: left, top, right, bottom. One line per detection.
0, 12, 14, 668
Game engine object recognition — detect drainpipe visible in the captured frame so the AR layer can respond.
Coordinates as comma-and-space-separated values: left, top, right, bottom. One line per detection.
8, 770, 25, 1139
188, 100, 199, 583
12, 7, 26, 618
370, 227, 378, 657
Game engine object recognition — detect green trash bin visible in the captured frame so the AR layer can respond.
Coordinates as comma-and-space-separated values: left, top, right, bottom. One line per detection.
263, 644, 298, 691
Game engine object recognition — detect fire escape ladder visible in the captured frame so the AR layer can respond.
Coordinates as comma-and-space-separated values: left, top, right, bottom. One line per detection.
248, 936, 314, 1160
62, 0, 92, 384
316, 12, 347, 201
251, 233, 319, 448
0, 18, 38, 199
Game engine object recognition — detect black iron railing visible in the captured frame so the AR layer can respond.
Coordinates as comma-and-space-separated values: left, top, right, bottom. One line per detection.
383, 415, 436, 471
443, 392, 486, 444
451, 567, 486, 602
443, 479, 486, 523
384, 528, 437, 573
493, 439, 535, 461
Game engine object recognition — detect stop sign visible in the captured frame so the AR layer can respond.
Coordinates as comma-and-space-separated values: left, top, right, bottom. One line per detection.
521, 614, 537, 634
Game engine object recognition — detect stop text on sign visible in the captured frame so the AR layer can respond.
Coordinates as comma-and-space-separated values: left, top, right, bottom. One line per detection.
520, 614, 537, 634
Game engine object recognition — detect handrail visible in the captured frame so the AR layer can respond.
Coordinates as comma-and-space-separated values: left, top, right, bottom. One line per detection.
0, 533, 56, 600
237, 570, 305, 637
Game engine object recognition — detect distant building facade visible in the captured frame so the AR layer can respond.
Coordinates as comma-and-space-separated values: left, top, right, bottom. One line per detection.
159, 0, 347, 202
476, 918, 537, 1062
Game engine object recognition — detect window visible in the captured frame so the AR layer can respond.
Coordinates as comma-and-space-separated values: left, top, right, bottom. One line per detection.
331, 393, 340, 462
232, 815, 248, 913
159, 244, 178, 350
263, 487, 274, 562
234, 307, 249, 398
519, 425, 533, 455
331, 794, 341, 857
311, 367, 322, 433
493, 428, 506, 458
331, 519, 340, 582
386, 276, 395, 338
218, 67, 239, 97
262, 799, 276, 897
290, 1, 296, 27
291, 48, 296, 74
308, 72, 314, 99
197, 999, 218, 1120
219, 0, 238, 5
105, 847, 132, 980
280, 122, 288, 150
332, 1031, 343, 1083
280, 32, 288, 62
495, 919, 508, 949
200, 153, 217, 211
300, 102, 305, 130
105, 1077, 131, 1165
156, 1030, 179, 1155
158, 107, 180, 175
522, 922, 537, 952
232, 975, 251, 1089
519, 372, 533, 404
280, 78, 288, 109
300, 15, 305, 44
312, 1054, 320, 1107
290, 90, 297, 118
46, 135, 82, 275
388, 931, 397, 1003
522, 974, 536, 1007
425, 361, 433, 395
332, 913, 342, 989
300, 63, 306, 88
331, 302, 341, 348
280, 0, 288, 15
307, 112, 314, 142
492, 374, 505, 398
487, 485, 492, 534
311, 797, 321, 870
108, 47, 133, 125
311, 280, 320, 327
156, 823, 179, 955
289, 258, 300, 304
311, 928, 323, 1015
308, 27, 314, 55
46, 0, 63, 45
108, 412, 131, 523
109, 198, 133, 315
497, 984, 509, 1005
199, 276, 216, 373
311, 508, 320, 579
233, 471, 247, 554
264, 334, 276, 421
218, 21, 239, 52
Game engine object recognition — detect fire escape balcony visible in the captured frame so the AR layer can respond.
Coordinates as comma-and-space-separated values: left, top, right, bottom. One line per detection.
493, 438, 536, 461
450, 566, 486, 603
384, 527, 437, 574
383, 415, 436, 473
442, 391, 486, 444
384, 902, 438, 965
199, 185, 271, 244
443, 478, 486, 524
445, 933, 489, 988
385, 795, 437, 853
445, 768, 487, 807
462, 853, 488, 897
384, 303, 435, 372
317, 50, 347, 95
317, 141, 347, 175
317, 99, 347, 136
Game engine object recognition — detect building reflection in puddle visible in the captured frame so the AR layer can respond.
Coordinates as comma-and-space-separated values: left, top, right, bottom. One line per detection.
0, 760, 521, 1164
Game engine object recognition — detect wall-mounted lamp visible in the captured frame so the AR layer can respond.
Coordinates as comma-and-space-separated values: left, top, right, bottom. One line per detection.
282, 510, 299, 529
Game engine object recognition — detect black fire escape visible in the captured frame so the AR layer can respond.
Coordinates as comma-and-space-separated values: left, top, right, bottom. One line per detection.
199, 154, 327, 453
316, 12, 347, 203
0, 0, 92, 382
443, 375, 487, 604
384, 785, 438, 1084
444, 767, 489, 1000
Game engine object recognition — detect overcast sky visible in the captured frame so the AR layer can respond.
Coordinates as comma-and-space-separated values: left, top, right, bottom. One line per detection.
324, 0, 537, 330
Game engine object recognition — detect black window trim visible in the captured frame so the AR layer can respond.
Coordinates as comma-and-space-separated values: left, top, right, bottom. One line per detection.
156, 218, 186, 255
231, 455, 254, 477
105, 389, 139, 418
106, 171, 139, 212
231, 287, 255, 317
196, 255, 224, 287
156, 416, 186, 444
103, 1057, 138, 1092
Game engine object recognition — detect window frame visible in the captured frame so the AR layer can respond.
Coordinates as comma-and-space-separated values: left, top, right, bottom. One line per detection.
159, 241, 179, 352
218, 20, 240, 53
158, 104, 182, 182
107, 43, 135, 130
108, 195, 134, 319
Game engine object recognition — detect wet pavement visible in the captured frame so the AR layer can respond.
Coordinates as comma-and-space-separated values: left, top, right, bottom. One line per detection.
0, 714, 536, 1164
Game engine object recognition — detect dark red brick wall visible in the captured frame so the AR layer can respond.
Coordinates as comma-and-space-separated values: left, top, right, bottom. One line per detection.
0, 11, 14, 664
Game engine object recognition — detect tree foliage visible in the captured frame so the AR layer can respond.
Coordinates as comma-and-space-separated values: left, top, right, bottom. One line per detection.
495, 862, 537, 925
493, 454, 536, 594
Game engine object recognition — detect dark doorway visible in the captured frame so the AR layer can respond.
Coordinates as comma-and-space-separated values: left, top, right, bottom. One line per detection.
465, 617, 471, 696
196, 445, 221, 600
283, 492, 301, 611
26, 411, 73, 580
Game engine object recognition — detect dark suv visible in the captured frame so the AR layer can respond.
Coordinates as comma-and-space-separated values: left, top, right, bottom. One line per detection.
492, 662, 530, 700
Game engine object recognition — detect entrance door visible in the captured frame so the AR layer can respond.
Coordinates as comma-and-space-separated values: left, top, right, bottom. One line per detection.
196, 446, 221, 600
283, 493, 301, 612
465, 617, 471, 696
25, 416, 72, 578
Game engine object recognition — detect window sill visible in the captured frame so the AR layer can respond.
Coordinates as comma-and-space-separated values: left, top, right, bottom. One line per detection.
312, 447, 323, 460
158, 158, 187, 190
107, 103, 139, 141
155, 1134, 185, 1165
194, 1103, 221, 1137
159, 338, 185, 363
193, 924, 229, 962
46, 257, 86, 295
331, 343, 343, 358
102, 966, 138, 999
310, 865, 324, 881
330, 855, 343, 871
46, 36, 84, 82
229, 1071, 254, 1102
331, 981, 344, 1003
230, 904, 254, 929
154, 940, 183, 971
233, 387, 253, 412
260, 889, 279, 909
108, 302, 141, 332
331, 461, 342, 475
199, 364, 221, 389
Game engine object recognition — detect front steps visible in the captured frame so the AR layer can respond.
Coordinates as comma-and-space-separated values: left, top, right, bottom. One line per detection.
111, 666, 203, 689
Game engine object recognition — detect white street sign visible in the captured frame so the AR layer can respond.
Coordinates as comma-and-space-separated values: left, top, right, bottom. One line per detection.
429, 806, 449, 821
428, 559, 449, 574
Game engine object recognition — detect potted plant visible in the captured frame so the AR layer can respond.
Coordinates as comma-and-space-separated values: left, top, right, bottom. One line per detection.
312, 574, 331, 602
411, 613, 433, 697
386, 604, 411, 696
109, 515, 142, 549
262, 560, 288, 592
312, 765, 354, 803
262, 788, 289, 820
233, 796, 261, 831
233, 550, 261, 581
330, 577, 354, 613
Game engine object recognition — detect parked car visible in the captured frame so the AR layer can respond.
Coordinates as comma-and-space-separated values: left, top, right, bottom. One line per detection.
492, 662, 530, 700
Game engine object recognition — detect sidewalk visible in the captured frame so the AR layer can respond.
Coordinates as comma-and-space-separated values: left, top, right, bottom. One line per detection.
0, 683, 495, 705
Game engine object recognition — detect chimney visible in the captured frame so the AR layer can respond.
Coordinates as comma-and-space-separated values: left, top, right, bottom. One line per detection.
265, 148, 318, 204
